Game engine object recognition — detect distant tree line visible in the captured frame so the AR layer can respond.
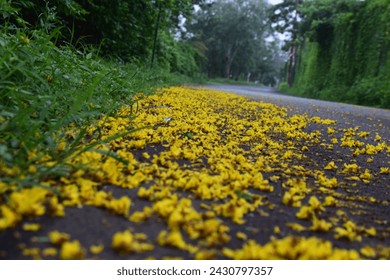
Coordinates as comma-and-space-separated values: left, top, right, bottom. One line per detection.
5, 0, 285, 86
188, 0, 284, 86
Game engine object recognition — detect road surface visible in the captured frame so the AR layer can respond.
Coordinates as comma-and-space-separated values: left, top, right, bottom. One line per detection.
0, 85, 389, 260
206, 85, 390, 135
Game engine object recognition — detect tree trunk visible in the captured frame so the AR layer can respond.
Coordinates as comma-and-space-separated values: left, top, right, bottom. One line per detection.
287, 45, 296, 87
224, 46, 234, 78
287, 0, 300, 87
151, 4, 162, 68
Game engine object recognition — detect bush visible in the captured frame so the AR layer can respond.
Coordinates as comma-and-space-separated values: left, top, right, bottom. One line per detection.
347, 77, 390, 108
278, 82, 290, 93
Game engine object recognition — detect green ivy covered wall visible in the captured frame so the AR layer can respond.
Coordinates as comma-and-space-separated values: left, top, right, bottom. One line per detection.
292, 0, 390, 108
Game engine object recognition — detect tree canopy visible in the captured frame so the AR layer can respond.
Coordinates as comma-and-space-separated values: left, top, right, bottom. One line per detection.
188, 0, 283, 85
10, 0, 203, 63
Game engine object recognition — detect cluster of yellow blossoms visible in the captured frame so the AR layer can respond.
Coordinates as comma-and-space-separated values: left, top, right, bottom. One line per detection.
223, 236, 360, 260
0, 86, 389, 259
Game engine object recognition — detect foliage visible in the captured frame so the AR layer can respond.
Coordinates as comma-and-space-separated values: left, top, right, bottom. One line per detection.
0, 4, 193, 191
274, 0, 390, 108
278, 82, 290, 93
8, 0, 203, 64
154, 30, 204, 76
188, 0, 283, 85
347, 77, 390, 108
269, 0, 304, 51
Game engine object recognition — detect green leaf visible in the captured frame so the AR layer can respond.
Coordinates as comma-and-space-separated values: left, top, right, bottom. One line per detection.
235, 190, 254, 202
183, 132, 193, 139
93, 149, 129, 166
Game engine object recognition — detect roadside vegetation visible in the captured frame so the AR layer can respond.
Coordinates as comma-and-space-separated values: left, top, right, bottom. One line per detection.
0, 0, 389, 260
0, 0, 199, 192
272, 0, 390, 108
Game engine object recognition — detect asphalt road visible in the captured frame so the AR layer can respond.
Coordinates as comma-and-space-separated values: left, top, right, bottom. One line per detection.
1, 85, 389, 260
206, 84, 390, 256
206, 85, 390, 135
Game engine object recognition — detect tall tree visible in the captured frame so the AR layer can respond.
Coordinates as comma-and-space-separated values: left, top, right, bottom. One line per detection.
12, 0, 203, 61
269, 0, 303, 86
189, 0, 280, 84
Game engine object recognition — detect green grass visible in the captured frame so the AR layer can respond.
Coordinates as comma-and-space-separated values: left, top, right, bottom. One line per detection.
0, 16, 191, 192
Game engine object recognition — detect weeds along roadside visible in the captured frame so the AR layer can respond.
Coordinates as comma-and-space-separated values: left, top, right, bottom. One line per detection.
0, 9, 188, 196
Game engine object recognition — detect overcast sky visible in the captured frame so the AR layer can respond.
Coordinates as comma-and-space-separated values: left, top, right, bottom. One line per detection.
268, 0, 283, 5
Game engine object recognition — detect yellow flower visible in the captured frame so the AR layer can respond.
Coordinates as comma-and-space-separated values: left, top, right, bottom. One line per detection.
287, 223, 306, 232
213, 196, 262, 224
358, 131, 370, 138
316, 174, 338, 188
323, 196, 336, 206
90, 244, 104, 255
28, 165, 37, 174
9, 187, 49, 216
22, 248, 41, 259
273, 226, 281, 234
107, 196, 131, 216
0, 205, 20, 230
346, 176, 360, 181
112, 230, 153, 254
112, 230, 134, 253
360, 246, 376, 258
22, 223, 41, 231
158, 230, 187, 250
282, 180, 307, 207
129, 206, 153, 222
19, 35, 30, 44
194, 250, 216, 260
359, 169, 371, 182
296, 206, 314, 220
125, 172, 147, 188
134, 233, 148, 241
170, 146, 182, 157
364, 227, 376, 237
4, 86, 388, 260
168, 210, 184, 229
142, 152, 150, 159
365, 144, 380, 155
334, 221, 362, 242
48, 230, 70, 245
223, 236, 359, 260
379, 167, 389, 174
49, 196, 65, 217
42, 247, 58, 257
236, 232, 247, 240
62, 184, 81, 206
324, 161, 337, 170
310, 216, 332, 232
342, 163, 359, 173
308, 196, 324, 212
60, 240, 85, 260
